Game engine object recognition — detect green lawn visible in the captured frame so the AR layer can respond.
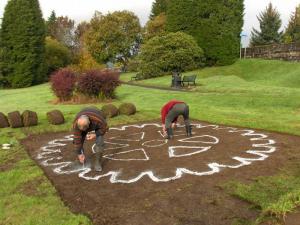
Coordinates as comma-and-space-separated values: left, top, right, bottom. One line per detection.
1, 58, 300, 224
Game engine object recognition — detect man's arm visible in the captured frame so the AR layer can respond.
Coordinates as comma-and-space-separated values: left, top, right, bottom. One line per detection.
73, 127, 86, 154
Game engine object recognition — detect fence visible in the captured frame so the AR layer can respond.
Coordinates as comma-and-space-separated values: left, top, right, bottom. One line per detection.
241, 42, 300, 61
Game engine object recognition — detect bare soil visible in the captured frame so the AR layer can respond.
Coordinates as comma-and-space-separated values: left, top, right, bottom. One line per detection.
21, 120, 300, 225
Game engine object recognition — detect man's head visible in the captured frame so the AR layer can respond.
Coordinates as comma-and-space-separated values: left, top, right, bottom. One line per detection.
77, 115, 90, 131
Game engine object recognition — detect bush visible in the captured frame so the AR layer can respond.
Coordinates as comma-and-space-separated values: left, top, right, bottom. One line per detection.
50, 68, 76, 101
138, 32, 204, 78
77, 70, 121, 99
101, 104, 119, 118
119, 103, 136, 115
45, 37, 72, 76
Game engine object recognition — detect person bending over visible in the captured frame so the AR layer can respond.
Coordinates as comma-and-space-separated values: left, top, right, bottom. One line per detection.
73, 107, 108, 171
161, 100, 192, 139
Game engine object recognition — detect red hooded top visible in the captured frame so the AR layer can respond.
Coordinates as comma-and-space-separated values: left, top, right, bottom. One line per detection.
161, 100, 184, 124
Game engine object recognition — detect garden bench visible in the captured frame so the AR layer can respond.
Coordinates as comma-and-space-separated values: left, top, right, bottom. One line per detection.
181, 75, 197, 86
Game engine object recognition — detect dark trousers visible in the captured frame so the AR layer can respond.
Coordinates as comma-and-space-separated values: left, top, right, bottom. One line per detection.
165, 103, 190, 129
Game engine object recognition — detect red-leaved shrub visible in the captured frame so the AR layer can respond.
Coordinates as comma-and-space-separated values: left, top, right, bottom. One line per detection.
77, 70, 121, 99
50, 68, 76, 101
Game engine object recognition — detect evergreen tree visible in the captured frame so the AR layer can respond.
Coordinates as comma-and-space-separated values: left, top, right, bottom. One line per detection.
166, 0, 244, 65
46, 10, 57, 38
250, 3, 283, 46
283, 5, 300, 43
150, 0, 170, 19
0, 0, 46, 87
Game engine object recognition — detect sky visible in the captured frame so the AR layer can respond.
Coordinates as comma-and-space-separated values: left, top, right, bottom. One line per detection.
1, 0, 300, 47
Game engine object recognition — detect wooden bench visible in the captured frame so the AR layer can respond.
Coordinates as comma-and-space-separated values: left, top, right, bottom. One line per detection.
181, 75, 196, 86
130, 73, 143, 81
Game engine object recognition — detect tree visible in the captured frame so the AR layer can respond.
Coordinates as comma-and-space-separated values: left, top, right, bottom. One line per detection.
85, 11, 141, 70
283, 5, 300, 43
45, 14, 76, 50
46, 10, 57, 38
138, 32, 204, 78
250, 3, 283, 46
150, 0, 170, 19
0, 0, 46, 87
166, 0, 244, 66
45, 37, 72, 75
144, 13, 167, 40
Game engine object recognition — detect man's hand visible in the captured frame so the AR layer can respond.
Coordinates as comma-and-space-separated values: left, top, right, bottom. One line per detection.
162, 124, 167, 136
78, 154, 85, 164
171, 123, 177, 129
86, 133, 96, 140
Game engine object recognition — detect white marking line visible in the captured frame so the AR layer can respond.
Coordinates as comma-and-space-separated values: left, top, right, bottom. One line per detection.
178, 135, 219, 144
103, 148, 149, 161
36, 123, 277, 184
109, 132, 145, 142
169, 146, 211, 157
142, 139, 168, 147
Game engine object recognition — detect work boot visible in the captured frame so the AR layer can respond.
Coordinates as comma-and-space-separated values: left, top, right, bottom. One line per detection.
92, 147, 103, 172
185, 125, 192, 137
166, 128, 174, 139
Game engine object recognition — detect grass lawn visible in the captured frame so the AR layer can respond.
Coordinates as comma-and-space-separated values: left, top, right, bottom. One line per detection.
1, 58, 300, 224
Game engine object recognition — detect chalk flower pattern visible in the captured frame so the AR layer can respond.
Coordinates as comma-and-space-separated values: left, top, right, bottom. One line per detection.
37, 123, 277, 184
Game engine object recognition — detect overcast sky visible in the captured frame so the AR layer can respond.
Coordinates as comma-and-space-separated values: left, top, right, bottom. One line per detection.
1, 0, 300, 46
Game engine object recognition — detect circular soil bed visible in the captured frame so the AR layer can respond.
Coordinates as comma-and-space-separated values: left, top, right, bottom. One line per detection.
22, 120, 300, 225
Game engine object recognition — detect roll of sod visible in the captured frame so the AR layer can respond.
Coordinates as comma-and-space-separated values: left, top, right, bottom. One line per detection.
47, 110, 65, 125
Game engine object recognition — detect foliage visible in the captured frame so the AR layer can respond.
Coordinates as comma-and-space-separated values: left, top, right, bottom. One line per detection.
45, 37, 72, 76
84, 11, 141, 70
77, 70, 121, 99
0, 0, 46, 88
150, 0, 170, 19
144, 13, 167, 40
45, 14, 76, 50
50, 68, 76, 101
138, 32, 204, 78
166, 0, 244, 66
250, 3, 283, 46
283, 4, 300, 44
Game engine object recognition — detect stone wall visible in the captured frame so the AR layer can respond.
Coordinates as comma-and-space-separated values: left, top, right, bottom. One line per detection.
241, 42, 300, 61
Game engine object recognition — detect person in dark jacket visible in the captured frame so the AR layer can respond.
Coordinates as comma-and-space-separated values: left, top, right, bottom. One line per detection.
161, 100, 192, 139
73, 107, 108, 171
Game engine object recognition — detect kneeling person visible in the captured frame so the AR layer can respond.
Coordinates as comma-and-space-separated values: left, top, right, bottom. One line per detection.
73, 107, 108, 171
161, 100, 192, 139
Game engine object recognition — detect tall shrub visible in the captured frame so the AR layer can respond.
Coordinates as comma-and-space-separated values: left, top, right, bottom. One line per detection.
77, 70, 121, 99
0, 0, 46, 87
50, 68, 76, 101
138, 32, 204, 78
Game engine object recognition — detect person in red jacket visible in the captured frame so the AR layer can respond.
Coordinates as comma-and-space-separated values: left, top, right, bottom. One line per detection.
161, 100, 192, 139
73, 107, 108, 171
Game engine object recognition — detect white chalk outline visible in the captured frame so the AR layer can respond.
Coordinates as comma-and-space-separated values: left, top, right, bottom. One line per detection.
103, 148, 149, 161
178, 135, 219, 144
169, 146, 211, 157
36, 123, 277, 184
109, 132, 145, 142
142, 139, 168, 147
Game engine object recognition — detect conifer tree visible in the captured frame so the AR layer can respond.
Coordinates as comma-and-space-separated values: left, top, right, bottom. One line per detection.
0, 0, 46, 87
166, 0, 244, 65
250, 3, 283, 46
